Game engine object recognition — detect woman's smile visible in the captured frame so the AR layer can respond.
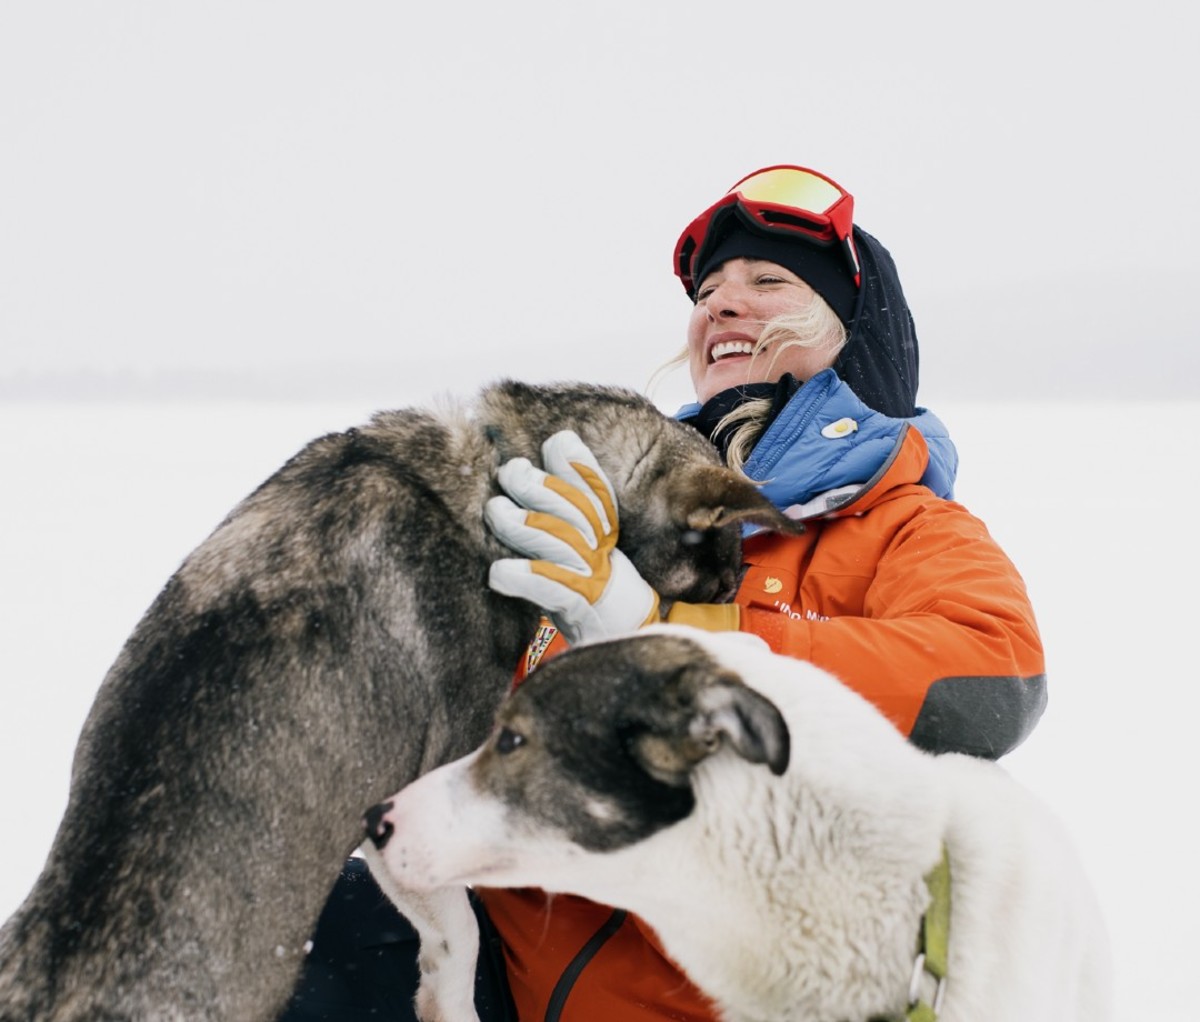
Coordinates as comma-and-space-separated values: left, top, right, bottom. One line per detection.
706, 332, 757, 364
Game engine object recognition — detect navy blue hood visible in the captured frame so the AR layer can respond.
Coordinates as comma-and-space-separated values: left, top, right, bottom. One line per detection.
833, 226, 920, 419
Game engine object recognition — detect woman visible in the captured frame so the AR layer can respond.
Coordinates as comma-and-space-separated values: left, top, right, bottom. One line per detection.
281, 165, 1045, 1021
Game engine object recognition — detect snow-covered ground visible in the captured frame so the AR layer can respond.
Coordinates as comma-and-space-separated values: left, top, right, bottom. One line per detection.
1, 398, 1196, 1017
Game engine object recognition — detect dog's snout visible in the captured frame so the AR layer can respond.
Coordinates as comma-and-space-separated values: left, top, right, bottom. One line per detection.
363, 801, 395, 850
711, 562, 746, 605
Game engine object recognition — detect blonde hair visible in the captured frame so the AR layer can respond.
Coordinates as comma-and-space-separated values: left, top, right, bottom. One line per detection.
649, 293, 848, 476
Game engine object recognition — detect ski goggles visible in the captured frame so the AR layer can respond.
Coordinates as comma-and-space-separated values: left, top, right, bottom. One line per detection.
673, 165, 860, 296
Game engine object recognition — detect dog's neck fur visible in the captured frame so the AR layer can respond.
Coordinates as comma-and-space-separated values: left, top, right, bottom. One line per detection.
474, 383, 661, 483
564, 652, 950, 1022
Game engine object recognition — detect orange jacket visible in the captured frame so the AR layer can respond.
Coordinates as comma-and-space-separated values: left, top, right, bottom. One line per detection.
479, 378, 1045, 1021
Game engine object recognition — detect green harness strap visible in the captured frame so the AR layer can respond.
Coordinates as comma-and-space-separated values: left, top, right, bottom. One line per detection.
906, 846, 951, 1022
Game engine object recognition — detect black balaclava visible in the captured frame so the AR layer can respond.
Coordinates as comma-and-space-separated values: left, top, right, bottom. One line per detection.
833, 226, 919, 418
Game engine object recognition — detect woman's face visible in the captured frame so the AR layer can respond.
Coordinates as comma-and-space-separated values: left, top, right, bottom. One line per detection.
686, 258, 839, 404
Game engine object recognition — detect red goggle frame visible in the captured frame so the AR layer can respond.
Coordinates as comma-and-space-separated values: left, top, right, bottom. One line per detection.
673, 164, 860, 295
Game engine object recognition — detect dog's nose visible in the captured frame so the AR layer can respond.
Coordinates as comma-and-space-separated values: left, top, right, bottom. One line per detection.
711, 563, 742, 605
363, 801, 395, 850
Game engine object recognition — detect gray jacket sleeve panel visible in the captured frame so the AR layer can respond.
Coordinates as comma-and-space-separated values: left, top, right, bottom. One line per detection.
908, 674, 1048, 760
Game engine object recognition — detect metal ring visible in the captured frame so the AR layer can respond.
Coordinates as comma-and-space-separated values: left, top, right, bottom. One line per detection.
907, 953, 926, 1006
908, 952, 947, 1013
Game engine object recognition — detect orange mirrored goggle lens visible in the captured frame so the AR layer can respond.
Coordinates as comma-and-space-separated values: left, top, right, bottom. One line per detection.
731, 165, 846, 216
673, 165, 857, 294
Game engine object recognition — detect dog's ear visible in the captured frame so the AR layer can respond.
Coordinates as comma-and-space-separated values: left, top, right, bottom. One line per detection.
630, 668, 790, 785
682, 466, 804, 535
693, 679, 791, 776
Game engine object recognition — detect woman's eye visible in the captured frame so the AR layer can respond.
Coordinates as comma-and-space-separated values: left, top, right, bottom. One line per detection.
496, 727, 526, 754
756, 275, 784, 285
695, 287, 714, 302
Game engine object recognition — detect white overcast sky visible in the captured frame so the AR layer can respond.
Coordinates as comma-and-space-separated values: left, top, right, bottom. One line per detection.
2, 1, 1197, 407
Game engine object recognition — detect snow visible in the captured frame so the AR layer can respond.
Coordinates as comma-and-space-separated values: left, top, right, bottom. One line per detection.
1, 397, 1196, 1015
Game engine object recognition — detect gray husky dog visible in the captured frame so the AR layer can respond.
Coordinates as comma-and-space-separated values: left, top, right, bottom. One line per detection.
0, 381, 795, 1022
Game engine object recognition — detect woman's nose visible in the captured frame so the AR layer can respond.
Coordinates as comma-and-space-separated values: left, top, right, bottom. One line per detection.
706, 281, 749, 319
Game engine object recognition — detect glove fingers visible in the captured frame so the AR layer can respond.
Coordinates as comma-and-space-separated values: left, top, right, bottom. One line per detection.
496, 457, 599, 543
488, 559, 589, 616
484, 497, 592, 570
541, 432, 618, 532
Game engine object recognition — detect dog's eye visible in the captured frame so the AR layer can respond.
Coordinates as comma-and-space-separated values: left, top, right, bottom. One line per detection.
496, 727, 526, 755
681, 529, 706, 547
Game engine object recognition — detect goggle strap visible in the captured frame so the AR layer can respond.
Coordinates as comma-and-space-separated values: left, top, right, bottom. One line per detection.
841, 235, 862, 285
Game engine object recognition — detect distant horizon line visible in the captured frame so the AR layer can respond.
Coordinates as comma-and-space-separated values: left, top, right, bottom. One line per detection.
1, 364, 1195, 403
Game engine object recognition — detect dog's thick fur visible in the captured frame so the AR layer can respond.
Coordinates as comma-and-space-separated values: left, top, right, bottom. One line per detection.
370, 626, 1113, 1022
0, 383, 797, 1022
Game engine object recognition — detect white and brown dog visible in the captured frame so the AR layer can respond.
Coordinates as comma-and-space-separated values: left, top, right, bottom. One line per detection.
366, 626, 1112, 1022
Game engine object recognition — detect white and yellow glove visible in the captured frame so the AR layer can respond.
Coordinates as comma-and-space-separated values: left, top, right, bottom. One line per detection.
485, 431, 660, 646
